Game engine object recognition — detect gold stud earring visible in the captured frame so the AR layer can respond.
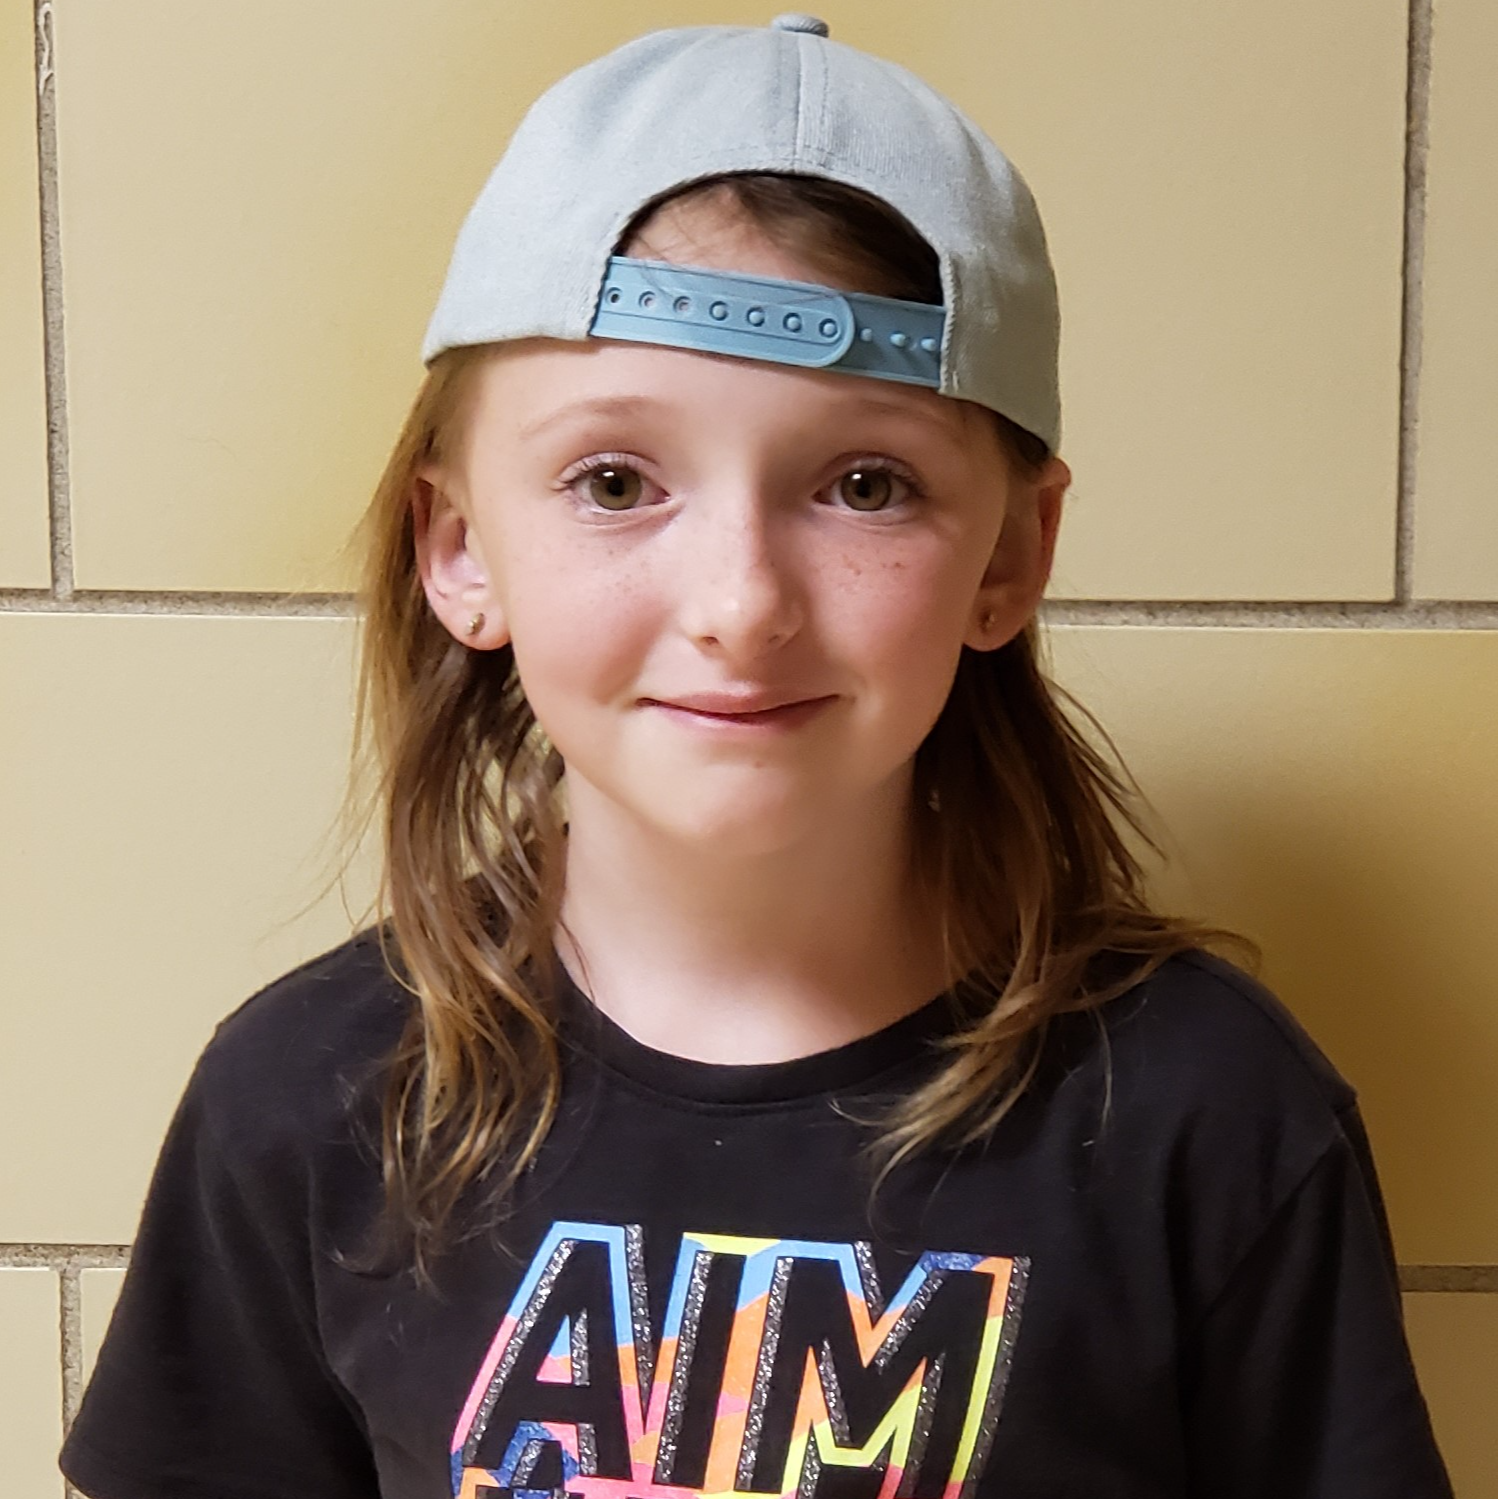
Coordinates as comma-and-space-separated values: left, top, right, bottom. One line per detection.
979, 608, 996, 633
465, 612, 485, 638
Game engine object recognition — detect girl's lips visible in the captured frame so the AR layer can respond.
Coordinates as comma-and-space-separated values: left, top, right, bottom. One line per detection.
644, 696, 836, 730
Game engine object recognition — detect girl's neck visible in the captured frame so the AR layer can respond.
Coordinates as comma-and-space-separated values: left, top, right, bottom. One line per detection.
554, 773, 954, 1066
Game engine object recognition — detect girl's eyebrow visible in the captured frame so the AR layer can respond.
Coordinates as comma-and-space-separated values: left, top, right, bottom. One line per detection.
517, 389, 962, 444
518, 395, 662, 440
844, 394, 964, 440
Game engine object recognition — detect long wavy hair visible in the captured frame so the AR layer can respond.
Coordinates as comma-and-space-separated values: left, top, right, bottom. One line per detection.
348, 172, 1246, 1271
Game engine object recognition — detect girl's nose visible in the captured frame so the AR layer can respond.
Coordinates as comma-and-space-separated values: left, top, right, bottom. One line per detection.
675, 491, 804, 660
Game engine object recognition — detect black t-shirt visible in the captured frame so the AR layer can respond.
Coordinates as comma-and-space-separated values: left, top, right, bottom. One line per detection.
61, 933, 1453, 1498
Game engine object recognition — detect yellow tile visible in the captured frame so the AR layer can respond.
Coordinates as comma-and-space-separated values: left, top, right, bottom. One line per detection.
55, 2, 1403, 599
0, 614, 377, 1243
0, 1269, 64, 1499
1404, 1293, 1496, 1498
79, 1269, 126, 1384
1413, 0, 1498, 600
0, 2, 51, 587
1048, 627, 1497, 1262
52, 1, 747, 593
914, 0, 1406, 600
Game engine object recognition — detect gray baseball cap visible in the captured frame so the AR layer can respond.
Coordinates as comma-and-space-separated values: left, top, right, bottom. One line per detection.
423, 14, 1062, 452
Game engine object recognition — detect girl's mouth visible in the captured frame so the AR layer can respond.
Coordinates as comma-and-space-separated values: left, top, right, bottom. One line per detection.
644, 697, 836, 730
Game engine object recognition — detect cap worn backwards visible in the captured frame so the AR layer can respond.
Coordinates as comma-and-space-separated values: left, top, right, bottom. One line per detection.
423, 15, 1061, 453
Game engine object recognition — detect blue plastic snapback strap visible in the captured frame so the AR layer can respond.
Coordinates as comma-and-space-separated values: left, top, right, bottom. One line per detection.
589, 257, 944, 388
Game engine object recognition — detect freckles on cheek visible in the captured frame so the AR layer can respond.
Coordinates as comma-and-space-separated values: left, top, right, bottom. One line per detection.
850, 552, 969, 651
844, 558, 976, 729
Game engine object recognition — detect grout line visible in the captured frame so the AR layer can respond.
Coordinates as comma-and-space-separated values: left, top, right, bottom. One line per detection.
1399, 1264, 1497, 1293
0, 589, 358, 617
0, 591, 1493, 628
33, 0, 74, 601
60, 1266, 85, 1499
0, 1244, 1489, 1290
1041, 599, 1495, 630
59, 1262, 83, 1432
0, 1243, 131, 1269
1394, 0, 1433, 605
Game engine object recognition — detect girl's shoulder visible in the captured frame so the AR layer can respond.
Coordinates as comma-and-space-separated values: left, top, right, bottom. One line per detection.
1041, 947, 1364, 1185
1092, 947, 1357, 1113
185, 927, 412, 1160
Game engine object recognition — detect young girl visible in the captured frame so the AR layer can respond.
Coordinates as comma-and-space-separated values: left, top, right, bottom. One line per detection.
61, 16, 1452, 1499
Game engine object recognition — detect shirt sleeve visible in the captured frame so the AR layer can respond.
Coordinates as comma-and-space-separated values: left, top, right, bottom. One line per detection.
1180, 1101, 1454, 1498
59, 1052, 382, 1499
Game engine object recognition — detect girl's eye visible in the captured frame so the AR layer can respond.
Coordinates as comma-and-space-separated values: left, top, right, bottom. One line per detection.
562, 459, 660, 512
833, 464, 917, 512
584, 464, 644, 511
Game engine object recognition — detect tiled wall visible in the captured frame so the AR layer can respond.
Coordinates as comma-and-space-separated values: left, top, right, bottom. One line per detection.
2, 1, 1493, 1494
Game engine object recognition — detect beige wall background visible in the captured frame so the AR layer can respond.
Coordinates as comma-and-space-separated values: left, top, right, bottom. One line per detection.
1, 1, 1493, 1493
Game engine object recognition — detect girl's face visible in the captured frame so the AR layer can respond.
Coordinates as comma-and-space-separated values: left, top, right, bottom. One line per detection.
417, 201, 1069, 855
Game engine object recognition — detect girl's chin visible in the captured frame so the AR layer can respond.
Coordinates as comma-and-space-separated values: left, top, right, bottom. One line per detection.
634, 789, 854, 855
654, 806, 827, 855
563, 762, 916, 853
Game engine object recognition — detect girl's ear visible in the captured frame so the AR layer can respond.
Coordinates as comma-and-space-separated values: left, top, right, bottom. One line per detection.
964, 455, 1070, 652
411, 467, 510, 649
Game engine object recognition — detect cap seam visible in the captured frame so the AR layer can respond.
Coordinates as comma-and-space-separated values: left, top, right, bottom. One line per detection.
793, 30, 829, 164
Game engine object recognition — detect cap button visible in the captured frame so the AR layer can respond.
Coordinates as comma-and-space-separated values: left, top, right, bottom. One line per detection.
771, 14, 831, 37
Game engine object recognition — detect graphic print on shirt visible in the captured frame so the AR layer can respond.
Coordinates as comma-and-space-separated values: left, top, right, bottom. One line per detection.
451, 1223, 1028, 1499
